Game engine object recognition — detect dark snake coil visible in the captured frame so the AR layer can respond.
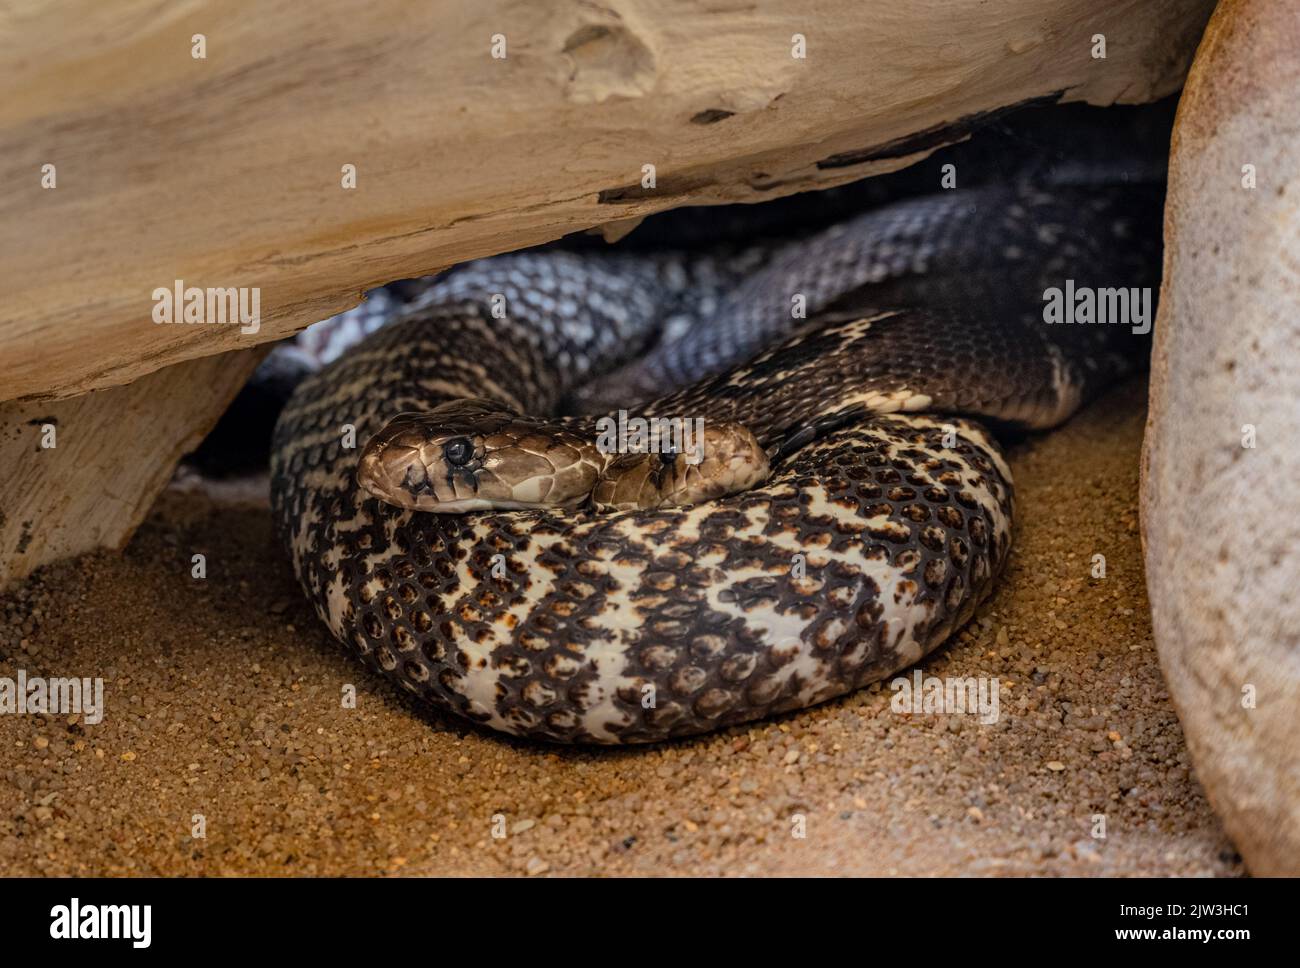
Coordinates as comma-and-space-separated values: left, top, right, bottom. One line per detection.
270, 182, 1162, 743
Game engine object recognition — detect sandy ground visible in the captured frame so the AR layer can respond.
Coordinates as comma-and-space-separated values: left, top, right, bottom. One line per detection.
0, 378, 1243, 876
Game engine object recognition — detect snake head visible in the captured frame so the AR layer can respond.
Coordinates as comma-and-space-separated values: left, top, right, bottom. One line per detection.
357, 398, 603, 513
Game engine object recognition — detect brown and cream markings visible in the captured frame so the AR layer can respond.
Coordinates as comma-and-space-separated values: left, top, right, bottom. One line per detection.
271, 184, 1161, 743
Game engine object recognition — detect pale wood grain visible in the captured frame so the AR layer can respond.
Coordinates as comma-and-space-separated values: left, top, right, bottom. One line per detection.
0, 348, 266, 586
1, 0, 1213, 403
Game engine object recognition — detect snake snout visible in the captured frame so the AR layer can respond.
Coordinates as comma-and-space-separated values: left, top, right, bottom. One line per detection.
356, 411, 460, 510
357, 437, 425, 505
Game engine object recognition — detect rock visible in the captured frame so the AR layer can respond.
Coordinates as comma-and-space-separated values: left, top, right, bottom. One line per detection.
525, 857, 550, 876
1141, 0, 1300, 875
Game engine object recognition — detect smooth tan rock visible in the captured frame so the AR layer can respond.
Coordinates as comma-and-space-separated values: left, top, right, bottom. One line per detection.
1141, 0, 1300, 875
0, 0, 1213, 404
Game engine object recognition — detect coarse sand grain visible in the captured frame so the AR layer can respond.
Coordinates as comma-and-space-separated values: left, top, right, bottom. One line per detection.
0, 379, 1244, 876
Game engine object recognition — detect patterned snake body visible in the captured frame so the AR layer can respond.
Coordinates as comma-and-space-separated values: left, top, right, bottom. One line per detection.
271, 183, 1161, 743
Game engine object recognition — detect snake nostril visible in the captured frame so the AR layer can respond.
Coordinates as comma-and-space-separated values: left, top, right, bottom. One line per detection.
402, 462, 427, 490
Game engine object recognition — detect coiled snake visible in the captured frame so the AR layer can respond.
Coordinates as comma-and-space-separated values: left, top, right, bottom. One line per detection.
270, 182, 1161, 743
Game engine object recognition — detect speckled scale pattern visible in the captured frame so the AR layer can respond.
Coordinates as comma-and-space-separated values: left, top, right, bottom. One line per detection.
271, 184, 1160, 743
580, 183, 1164, 407
274, 246, 768, 389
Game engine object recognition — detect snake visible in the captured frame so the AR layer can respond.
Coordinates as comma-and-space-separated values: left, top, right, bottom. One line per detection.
270, 179, 1162, 744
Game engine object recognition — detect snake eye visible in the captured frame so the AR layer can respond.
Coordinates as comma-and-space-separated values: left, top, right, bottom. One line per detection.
443, 437, 474, 467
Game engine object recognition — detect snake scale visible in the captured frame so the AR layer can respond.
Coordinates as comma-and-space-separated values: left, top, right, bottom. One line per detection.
270, 180, 1162, 743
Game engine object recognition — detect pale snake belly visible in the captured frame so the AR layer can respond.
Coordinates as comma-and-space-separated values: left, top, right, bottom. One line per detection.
270, 182, 1161, 743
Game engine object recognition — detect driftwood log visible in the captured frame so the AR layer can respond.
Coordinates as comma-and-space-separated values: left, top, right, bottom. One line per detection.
1, 0, 1213, 583
1141, 0, 1300, 876
1, 0, 1214, 402
0, 350, 266, 585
